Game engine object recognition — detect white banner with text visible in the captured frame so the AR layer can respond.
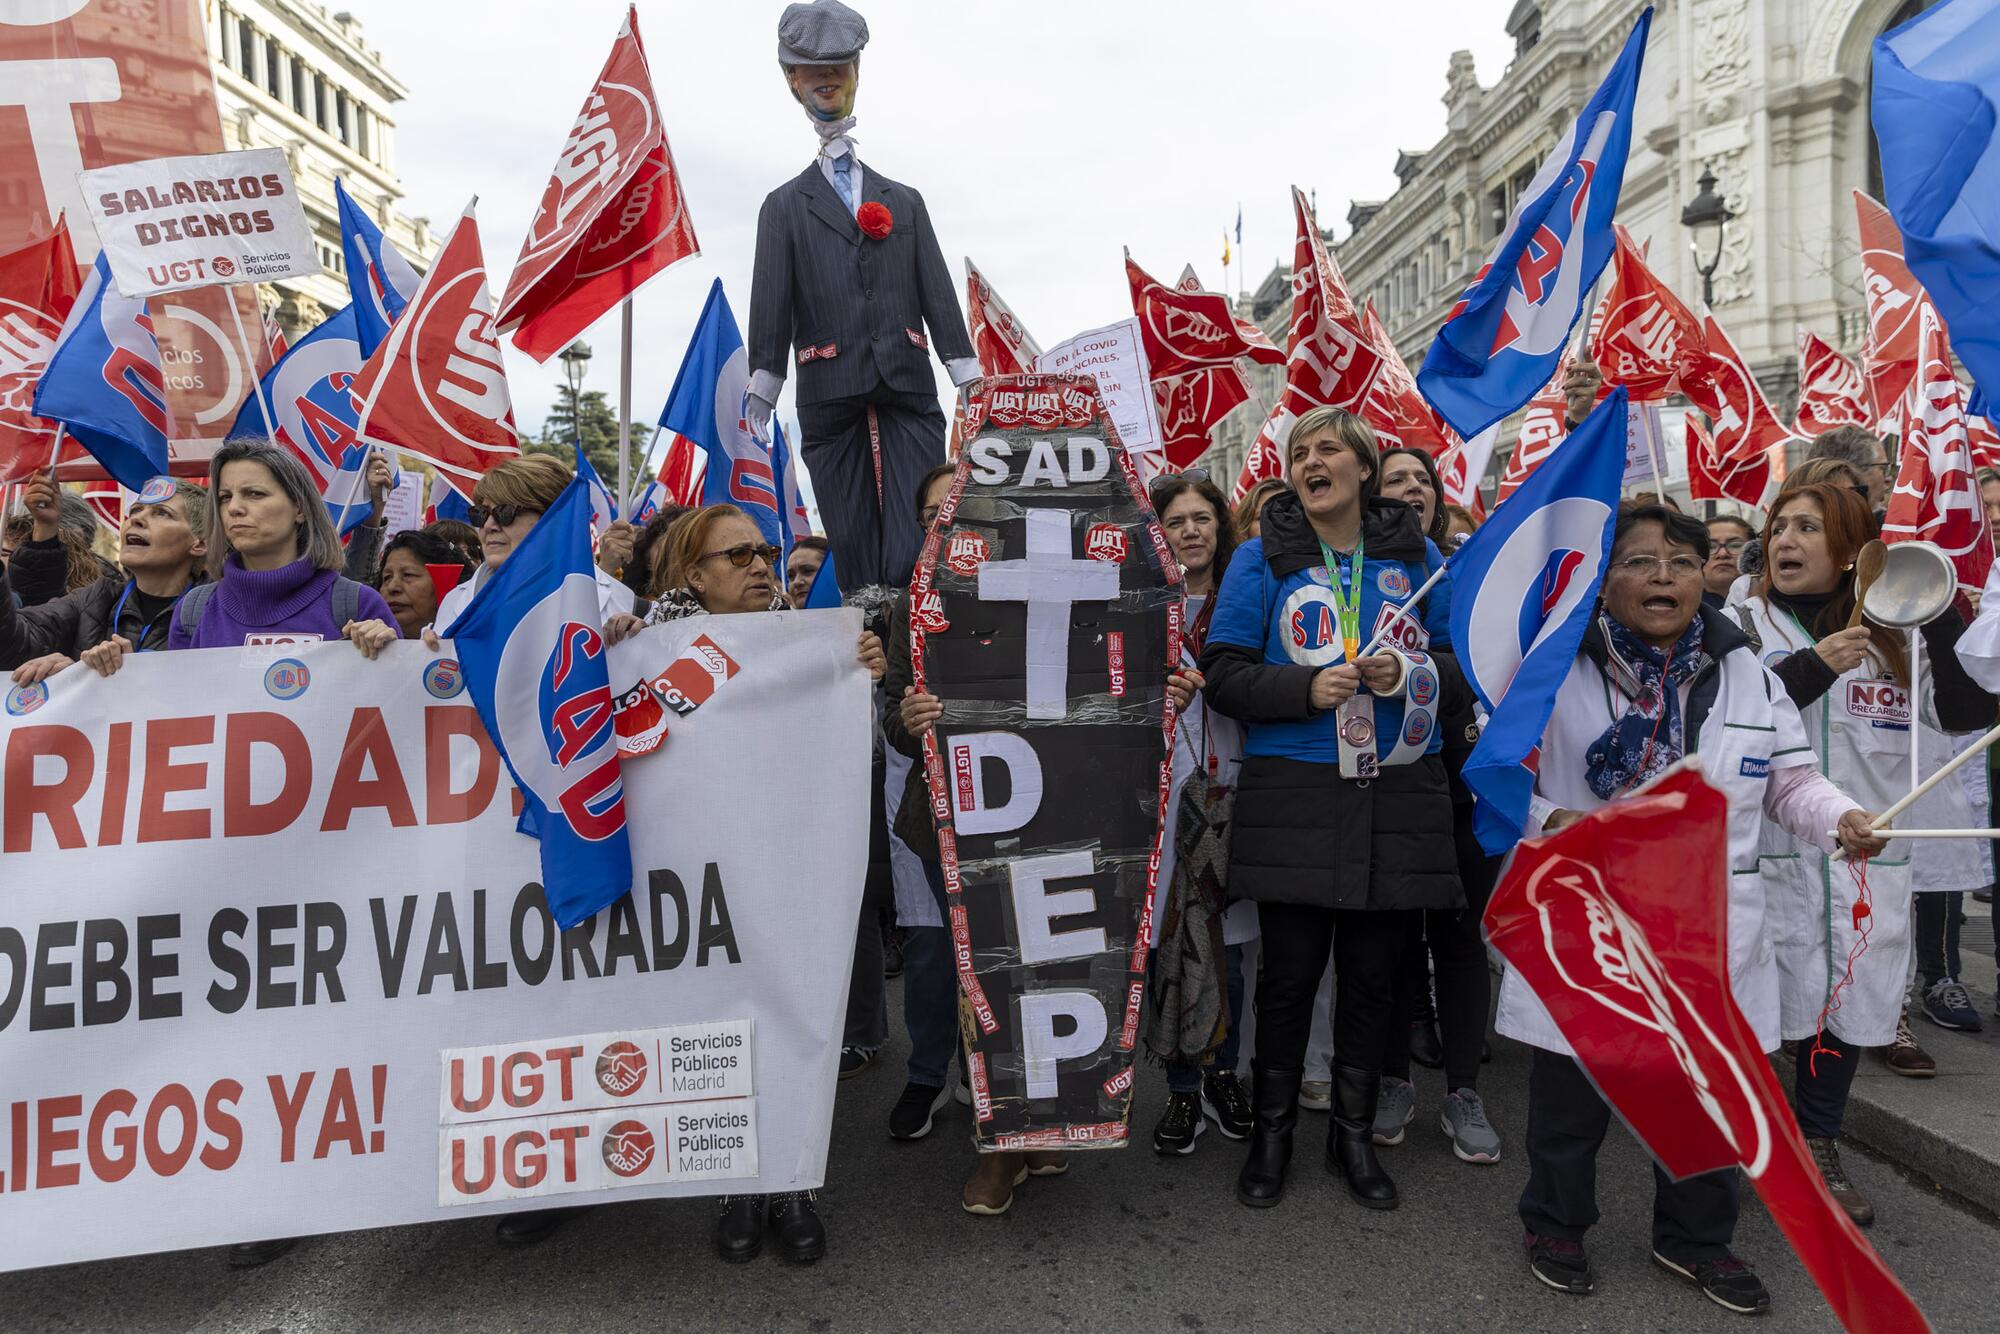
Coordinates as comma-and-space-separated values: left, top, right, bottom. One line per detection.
0, 611, 869, 1270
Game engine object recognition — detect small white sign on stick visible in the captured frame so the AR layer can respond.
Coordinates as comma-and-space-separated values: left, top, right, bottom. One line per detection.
80, 147, 320, 298
1034, 317, 1162, 454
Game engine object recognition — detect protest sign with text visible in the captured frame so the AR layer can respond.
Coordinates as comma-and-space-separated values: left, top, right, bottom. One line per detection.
80, 148, 319, 298
1033, 320, 1162, 455
0, 612, 868, 1270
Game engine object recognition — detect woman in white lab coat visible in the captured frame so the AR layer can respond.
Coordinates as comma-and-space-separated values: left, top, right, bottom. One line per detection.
1733, 483, 1993, 1228
1496, 504, 1884, 1317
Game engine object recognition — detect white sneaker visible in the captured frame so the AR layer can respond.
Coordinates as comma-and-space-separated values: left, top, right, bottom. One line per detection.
1298, 1079, 1332, 1112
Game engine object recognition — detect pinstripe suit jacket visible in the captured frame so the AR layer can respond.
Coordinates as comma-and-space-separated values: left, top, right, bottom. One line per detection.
748, 160, 974, 409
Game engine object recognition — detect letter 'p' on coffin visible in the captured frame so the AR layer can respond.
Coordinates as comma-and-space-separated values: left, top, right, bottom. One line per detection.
909, 373, 1182, 1150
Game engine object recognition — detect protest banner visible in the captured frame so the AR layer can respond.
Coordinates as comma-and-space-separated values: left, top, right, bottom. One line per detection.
0, 0, 269, 457
1033, 321, 1162, 455
914, 373, 1178, 1148
79, 148, 319, 298
0, 611, 869, 1271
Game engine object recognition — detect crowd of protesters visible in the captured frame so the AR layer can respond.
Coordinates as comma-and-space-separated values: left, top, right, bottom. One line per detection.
6, 360, 1999, 1318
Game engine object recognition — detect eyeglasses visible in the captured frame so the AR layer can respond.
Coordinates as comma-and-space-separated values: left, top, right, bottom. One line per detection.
466, 504, 542, 529
1173, 466, 1211, 483
919, 506, 942, 529
1611, 555, 1704, 580
700, 542, 782, 568
1711, 538, 1748, 553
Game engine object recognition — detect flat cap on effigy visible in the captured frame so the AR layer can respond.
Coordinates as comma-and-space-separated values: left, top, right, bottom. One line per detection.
777, 0, 869, 65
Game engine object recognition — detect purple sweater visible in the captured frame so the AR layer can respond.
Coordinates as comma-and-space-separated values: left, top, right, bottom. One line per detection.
168, 553, 398, 649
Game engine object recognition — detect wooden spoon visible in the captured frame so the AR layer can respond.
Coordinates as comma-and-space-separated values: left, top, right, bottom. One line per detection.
1848, 540, 1887, 628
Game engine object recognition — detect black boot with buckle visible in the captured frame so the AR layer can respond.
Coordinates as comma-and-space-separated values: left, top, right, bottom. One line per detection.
714, 1195, 766, 1263
767, 1190, 826, 1263
1236, 1063, 1302, 1208
1329, 1064, 1399, 1209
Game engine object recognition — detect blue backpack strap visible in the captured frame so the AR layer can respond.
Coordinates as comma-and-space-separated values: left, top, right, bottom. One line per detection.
330, 576, 362, 630
174, 582, 218, 639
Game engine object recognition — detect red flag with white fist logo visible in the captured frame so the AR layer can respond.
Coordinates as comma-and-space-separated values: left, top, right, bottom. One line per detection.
1484, 764, 1929, 1334
1794, 330, 1872, 439
496, 5, 699, 362
1883, 301, 1996, 612
352, 203, 521, 483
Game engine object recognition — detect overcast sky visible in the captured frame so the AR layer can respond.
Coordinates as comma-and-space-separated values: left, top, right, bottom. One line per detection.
357, 0, 1518, 490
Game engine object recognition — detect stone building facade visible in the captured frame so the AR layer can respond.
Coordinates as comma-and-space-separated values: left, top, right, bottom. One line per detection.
1207, 0, 1931, 494
207, 1, 429, 340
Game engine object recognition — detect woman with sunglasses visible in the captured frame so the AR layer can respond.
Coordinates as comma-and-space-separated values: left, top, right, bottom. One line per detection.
426, 454, 643, 644
649, 502, 884, 1266
1732, 483, 1994, 1228
1497, 504, 1885, 1315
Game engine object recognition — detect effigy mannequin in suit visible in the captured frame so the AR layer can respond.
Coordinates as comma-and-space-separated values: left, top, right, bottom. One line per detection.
748, 0, 980, 595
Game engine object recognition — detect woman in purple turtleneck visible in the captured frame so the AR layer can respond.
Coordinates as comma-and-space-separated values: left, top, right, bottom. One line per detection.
168, 440, 399, 655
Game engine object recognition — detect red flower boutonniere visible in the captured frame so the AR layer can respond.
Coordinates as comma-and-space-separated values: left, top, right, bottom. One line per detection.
857, 201, 894, 240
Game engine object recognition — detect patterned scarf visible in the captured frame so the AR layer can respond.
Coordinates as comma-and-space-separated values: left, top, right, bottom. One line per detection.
1585, 612, 1712, 800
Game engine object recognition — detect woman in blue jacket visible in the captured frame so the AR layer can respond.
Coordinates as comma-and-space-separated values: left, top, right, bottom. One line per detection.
1200, 407, 1465, 1212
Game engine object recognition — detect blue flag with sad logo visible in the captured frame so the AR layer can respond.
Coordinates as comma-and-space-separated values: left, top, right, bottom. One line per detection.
450, 475, 631, 929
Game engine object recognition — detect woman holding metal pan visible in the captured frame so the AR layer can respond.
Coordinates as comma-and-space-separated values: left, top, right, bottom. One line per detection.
1731, 483, 1994, 1230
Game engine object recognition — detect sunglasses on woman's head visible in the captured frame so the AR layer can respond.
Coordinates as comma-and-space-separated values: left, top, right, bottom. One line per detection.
466, 504, 541, 529
701, 542, 782, 568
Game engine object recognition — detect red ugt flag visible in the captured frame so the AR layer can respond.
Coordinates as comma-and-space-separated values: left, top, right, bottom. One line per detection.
1677, 312, 1787, 506
1855, 190, 1931, 430
352, 203, 522, 483
496, 5, 699, 362
1883, 301, 1996, 611
1794, 331, 1872, 438
1589, 227, 1703, 404
0, 218, 82, 482
1126, 253, 1281, 380
1484, 764, 1929, 1334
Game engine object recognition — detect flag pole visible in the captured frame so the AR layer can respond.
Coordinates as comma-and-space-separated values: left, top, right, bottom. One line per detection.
224, 286, 278, 445
618, 297, 634, 513
1356, 559, 1451, 658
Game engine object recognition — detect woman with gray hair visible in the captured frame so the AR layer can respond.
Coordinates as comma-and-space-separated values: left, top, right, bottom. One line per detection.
165, 439, 398, 655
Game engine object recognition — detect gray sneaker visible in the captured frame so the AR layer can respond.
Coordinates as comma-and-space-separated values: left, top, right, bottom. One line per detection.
1440, 1087, 1502, 1164
1298, 1079, 1332, 1112
1372, 1076, 1416, 1146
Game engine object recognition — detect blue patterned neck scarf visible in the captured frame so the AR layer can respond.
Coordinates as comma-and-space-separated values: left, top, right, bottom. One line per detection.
1585, 612, 1711, 800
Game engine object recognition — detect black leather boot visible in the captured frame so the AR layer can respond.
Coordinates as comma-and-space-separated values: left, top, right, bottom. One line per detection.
1329, 1064, 1399, 1210
714, 1195, 766, 1263
767, 1190, 826, 1262
1236, 1063, 1302, 1208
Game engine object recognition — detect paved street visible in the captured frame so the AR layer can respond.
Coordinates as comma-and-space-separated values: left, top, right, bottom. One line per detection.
7, 978, 1998, 1334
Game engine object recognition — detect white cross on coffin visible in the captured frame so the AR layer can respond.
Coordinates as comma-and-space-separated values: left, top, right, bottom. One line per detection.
977, 508, 1120, 721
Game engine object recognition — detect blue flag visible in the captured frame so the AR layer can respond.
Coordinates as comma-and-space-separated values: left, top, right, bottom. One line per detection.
661, 279, 793, 554
1418, 8, 1650, 440
1874, 0, 2000, 407
575, 440, 618, 536
336, 177, 423, 358
1451, 386, 1629, 854
450, 475, 632, 930
32, 254, 170, 492
803, 548, 842, 608
229, 303, 385, 536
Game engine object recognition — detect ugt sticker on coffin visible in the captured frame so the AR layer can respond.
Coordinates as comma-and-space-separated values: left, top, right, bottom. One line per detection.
912, 374, 1180, 1149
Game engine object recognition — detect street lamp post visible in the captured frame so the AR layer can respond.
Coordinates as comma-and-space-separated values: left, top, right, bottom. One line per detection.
559, 339, 592, 406
1680, 168, 1735, 309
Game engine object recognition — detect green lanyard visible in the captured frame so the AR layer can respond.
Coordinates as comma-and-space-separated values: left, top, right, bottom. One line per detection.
1318, 537, 1365, 662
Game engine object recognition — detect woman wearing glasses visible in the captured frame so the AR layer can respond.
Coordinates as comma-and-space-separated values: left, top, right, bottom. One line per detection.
1731, 484, 1993, 1228
427, 454, 643, 641
1498, 503, 1885, 1316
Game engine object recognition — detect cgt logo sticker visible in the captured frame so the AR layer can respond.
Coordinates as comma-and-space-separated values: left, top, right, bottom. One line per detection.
596, 1040, 649, 1098
601, 1119, 656, 1177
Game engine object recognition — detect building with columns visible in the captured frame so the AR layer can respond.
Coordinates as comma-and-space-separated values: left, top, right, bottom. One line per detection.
206, 1, 429, 340
1206, 0, 1929, 495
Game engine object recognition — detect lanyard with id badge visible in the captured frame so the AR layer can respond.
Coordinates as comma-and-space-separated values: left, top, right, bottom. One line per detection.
1320, 539, 1378, 779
